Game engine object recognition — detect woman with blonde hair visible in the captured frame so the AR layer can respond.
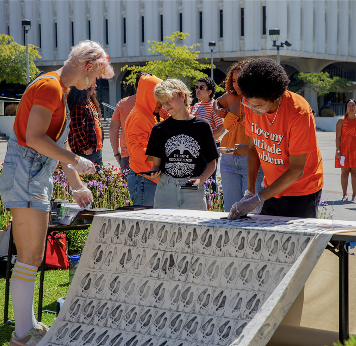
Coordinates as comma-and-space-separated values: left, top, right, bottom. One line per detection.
0, 40, 113, 346
144, 78, 219, 210
213, 60, 264, 211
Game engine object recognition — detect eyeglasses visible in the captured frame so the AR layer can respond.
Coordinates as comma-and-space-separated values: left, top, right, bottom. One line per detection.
241, 97, 272, 114
195, 85, 206, 90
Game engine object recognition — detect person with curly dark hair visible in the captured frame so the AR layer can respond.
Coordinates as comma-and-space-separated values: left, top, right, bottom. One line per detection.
228, 58, 324, 219
191, 77, 224, 192
213, 61, 264, 211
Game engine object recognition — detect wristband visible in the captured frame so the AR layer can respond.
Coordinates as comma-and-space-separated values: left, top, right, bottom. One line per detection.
200, 174, 207, 181
336, 150, 340, 153
256, 193, 264, 203
114, 153, 121, 157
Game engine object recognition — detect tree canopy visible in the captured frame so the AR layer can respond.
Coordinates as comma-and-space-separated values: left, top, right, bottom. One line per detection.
121, 31, 216, 88
0, 34, 41, 85
295, 72, 351, 96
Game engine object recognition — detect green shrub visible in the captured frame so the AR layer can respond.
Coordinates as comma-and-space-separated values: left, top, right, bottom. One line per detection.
62, 227, 91, 256
320, 108, 335, 117
333, 336, 356, 346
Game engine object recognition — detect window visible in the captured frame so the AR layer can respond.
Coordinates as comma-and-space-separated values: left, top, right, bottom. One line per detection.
55, 23, 58, 48
220, 9, 223, 38
88, 20, 91, 40
160, 14, 163, 41
199, 11, 203, 39
123, 17, 126, 44
241, 8, 244, 37
105, 19, 109, 45
141, 16, 144, 43
179, 12, 182, 32
7, 26, 10, 35
262, 6, 266, 35
39, 24, 41, 48
71, 22, 74, 46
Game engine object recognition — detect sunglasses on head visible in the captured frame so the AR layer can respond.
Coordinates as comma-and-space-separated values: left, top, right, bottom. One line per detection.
195, 85, 206, 90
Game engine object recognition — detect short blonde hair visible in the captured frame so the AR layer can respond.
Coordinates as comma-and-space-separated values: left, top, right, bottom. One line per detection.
154, 78, 192, 109
64, 40, 114, 79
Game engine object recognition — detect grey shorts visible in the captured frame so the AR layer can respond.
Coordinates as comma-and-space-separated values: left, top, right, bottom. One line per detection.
0, 138, 58, 212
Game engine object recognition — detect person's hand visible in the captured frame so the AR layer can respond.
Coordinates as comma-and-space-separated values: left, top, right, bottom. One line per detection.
228, 194, 265, 220
71, 185, 93, 208
335, 150, 341, 158
218, 147, 235, 155
83, 148, 93, 155
68, 156, 96, 174
141, 170, 161, 181
213, 100, 220, 115
240, 190, 255, 202
188, 174, 206, 186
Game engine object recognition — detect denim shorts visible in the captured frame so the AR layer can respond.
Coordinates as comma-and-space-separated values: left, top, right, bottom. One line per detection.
154, 173, 207, 210
0, 138, 59, 212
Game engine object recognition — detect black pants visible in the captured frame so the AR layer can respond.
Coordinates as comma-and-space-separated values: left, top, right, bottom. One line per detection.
260, 189, 322, 218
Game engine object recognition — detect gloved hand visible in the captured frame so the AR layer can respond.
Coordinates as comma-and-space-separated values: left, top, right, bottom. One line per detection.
71, 185, 93, 208
68, 156, 96, 174
240, 190, 255, 202
228, 193, 265, 220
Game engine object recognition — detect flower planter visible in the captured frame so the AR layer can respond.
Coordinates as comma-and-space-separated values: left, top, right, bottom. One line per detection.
314, 116, 343, 132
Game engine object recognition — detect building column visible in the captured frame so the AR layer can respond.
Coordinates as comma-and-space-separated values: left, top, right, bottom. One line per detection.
304, 87, 318, 114
108, 77, 117, 107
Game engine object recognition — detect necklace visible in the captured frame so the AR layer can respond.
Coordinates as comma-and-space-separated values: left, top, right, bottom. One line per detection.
265, 97, 282, 125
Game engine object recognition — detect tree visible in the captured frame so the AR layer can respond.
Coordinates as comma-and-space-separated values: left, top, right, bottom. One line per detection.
0, 34, 41, 85
297, 72, 351, 96
121, 31, 220, 89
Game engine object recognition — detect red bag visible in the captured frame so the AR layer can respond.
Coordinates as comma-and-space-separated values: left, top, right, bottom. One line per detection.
45, 232, 68, 269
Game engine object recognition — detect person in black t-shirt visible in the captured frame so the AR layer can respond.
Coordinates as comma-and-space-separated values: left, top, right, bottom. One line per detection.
143, 78, 219, 210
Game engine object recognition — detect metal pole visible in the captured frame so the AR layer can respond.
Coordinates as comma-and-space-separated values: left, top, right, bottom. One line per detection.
276, 45, 280, 64
25, 29, 30, 84
339, 242, 349, 344
210, 49, 213, 80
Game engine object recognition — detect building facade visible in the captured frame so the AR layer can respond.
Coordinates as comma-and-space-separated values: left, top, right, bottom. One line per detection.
1, 0, 356, 112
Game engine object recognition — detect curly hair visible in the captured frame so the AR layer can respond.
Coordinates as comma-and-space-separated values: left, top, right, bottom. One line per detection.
198, 77, 216, 99
154, 79, 192, 109
238, 58, 290, 102
224, 60, 250, 94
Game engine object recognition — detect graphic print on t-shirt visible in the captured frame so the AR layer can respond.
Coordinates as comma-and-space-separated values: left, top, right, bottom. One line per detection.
164, 134, 200, 177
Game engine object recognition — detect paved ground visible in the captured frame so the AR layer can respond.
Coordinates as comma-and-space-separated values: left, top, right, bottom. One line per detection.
0, 131, 354, 221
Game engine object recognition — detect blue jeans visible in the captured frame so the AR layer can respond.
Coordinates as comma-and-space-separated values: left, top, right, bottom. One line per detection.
74, 150, 103, 166
154, 173, 206, 210
220, 154, 264, 212
127, 169, 157, 207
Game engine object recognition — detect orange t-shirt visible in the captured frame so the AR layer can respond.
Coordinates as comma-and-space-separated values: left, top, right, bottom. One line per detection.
14, 72, 67, 147
245, 91, 324, 198
112, 95, 136, 158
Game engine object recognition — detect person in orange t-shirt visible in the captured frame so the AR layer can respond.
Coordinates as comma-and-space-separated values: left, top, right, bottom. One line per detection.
0, 40, 114, 345
228, 58, 323, 219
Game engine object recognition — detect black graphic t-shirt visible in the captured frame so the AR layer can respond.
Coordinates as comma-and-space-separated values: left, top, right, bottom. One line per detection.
146, 116, 219, 178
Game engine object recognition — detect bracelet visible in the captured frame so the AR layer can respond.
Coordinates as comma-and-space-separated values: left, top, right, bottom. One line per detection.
200, 174, 207, 181
114, 153, 121, 157
336, 150, 340, 153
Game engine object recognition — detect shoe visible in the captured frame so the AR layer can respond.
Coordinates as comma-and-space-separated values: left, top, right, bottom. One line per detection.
9, 328, 43, 346
342, 195, 348, 202
34, 322, 49, 336
352, 195, 356, 202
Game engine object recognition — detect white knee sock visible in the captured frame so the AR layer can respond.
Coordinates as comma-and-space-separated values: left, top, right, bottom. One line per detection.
11, 261, 38, 338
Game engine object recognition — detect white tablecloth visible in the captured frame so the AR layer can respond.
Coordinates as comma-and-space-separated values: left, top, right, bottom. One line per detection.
38, 209, 351, 346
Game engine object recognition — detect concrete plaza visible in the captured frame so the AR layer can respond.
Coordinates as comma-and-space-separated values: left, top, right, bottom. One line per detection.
0, 130, 354, 221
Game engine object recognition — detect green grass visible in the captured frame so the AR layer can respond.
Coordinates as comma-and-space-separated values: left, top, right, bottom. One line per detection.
0, 269, 70, 346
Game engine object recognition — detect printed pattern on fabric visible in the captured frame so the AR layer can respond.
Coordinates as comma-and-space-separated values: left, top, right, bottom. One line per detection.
165, 134, 200, 177
37, 209, 340, 346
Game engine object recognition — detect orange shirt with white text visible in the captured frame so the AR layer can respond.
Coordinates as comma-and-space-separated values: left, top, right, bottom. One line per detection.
245, 91, 324, 198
